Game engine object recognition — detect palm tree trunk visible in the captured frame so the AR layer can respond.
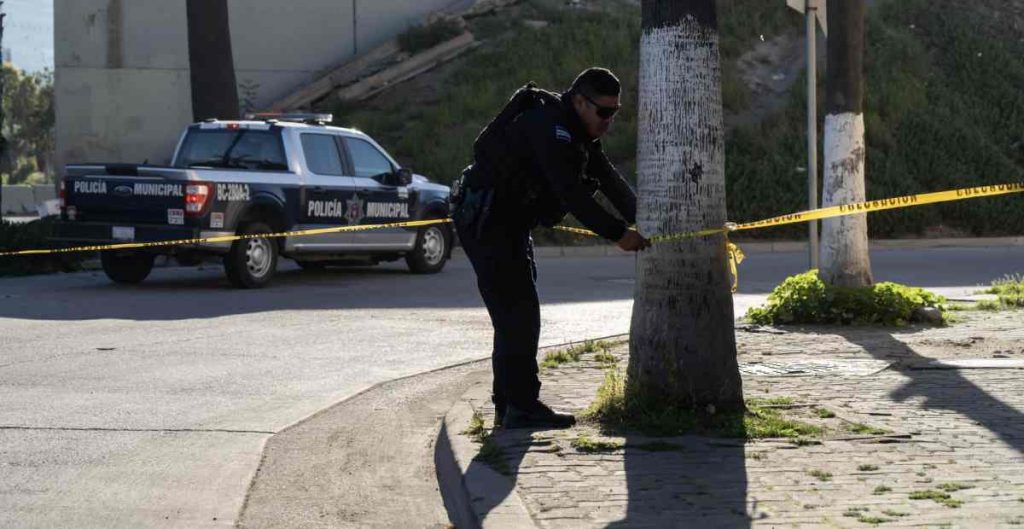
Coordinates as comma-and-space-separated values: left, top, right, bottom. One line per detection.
820, 0, 872, 287
186, 0, 240, 121
630, 0, 743, 414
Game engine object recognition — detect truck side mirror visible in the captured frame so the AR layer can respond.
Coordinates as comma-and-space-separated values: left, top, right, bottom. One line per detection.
396, 168, 413, 186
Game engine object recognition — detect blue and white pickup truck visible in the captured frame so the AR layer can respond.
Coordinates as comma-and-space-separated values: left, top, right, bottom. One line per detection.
55, 114, 453, 288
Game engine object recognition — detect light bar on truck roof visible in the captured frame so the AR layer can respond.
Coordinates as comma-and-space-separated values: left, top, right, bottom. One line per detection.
244, 112, 334, 124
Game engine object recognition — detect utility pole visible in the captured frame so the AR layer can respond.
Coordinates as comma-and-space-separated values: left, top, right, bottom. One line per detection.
805, 0, 819, 270
0, 1, 6, 222
353, 0, 358, 56
786, 0, 827, 270
820, 0, 872, 287
186, 0, 240, 121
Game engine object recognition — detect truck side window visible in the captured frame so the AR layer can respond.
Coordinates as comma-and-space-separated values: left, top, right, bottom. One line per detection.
345, 138, 394, 179
301, 133, 345, 176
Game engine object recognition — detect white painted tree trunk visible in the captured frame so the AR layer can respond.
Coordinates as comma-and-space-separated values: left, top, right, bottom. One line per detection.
629, 15, 743, 413
820, 112, 873, 287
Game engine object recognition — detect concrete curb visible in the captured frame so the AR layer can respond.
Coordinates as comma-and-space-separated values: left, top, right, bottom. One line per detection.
435, 384, 538, 529
448, 236, 1024, 259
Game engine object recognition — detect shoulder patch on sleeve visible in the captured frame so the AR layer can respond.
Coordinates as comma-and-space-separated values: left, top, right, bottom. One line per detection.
554, 125, 573, 144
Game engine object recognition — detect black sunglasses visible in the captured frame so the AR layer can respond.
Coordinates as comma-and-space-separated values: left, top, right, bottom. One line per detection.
581, 93, 621, 119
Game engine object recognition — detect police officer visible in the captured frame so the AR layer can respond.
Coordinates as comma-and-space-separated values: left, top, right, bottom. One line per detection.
454, 67, 650, 429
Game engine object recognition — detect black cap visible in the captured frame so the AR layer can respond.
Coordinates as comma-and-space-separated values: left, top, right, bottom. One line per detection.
569, 67, 621, 98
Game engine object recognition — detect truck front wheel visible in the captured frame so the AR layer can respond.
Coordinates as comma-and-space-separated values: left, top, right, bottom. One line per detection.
101, 251, 155, 284
224, 222, 278, 288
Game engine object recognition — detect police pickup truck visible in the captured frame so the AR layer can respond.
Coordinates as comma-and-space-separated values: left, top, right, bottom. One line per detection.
55, 114, 453, 288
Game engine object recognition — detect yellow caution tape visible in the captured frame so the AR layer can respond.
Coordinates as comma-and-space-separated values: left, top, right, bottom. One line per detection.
3, 182, 1023, 263
0, 218, 453, 257
731, 182, 1024, 232
551, 181, 1024, 291
727, 241, 745, 293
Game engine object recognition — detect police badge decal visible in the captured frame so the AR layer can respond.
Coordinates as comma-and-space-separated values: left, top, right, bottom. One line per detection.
345, 198, 364, 225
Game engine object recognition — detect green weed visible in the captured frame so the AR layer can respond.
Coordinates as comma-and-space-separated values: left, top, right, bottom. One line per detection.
808, 470, 832, 482
571, 434, 623, 453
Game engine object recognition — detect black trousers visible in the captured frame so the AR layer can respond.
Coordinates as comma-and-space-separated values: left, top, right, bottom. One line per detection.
455, 217, 541, 410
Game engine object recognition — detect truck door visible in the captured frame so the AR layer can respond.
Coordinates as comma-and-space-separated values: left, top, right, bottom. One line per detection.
341, 137, 416, 248
293, 132, 358, 252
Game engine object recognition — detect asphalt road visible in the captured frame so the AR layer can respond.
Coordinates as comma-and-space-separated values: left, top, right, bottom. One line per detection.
1, 245, 1021, 528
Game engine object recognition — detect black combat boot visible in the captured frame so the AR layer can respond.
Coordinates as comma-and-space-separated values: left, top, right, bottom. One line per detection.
501, 401, 576, 429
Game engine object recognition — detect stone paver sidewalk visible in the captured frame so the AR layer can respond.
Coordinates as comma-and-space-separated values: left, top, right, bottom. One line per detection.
447, 310, 1024, 528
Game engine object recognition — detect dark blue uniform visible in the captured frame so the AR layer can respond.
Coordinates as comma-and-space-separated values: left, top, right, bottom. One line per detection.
454, 91, 637, 413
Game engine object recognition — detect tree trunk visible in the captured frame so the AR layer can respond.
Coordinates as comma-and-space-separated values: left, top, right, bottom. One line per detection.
186, 0, 240, 121
820, 0, 872, 287
630, 0, 743, 414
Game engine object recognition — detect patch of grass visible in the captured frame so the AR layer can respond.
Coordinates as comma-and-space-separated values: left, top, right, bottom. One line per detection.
593, 351, 618, 365
881, 509, 909, 518
746, 271, 947, 327
857, 515, 889, 525
815, 408, 836, 419
749, 451, 768, 461
976, 299, 1004, 311
843, 507, 868, 517
909, 489, 963, 508
848, 422, 891, 436
983, 275, 1024, 309
542, 340, 616, 369
858, 464, 880, 471
737, 405, 823, 439
571, 434, 623, 453
747, 396, 795, 407
808, 470, 833, 482
397, 17, 465, 54
464, 412, 510, 474
936, 482, 974, 492
873, 485, 892, 495
582, 371, 822, 439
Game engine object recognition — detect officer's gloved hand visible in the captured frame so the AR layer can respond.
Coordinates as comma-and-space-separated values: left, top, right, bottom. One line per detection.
617, 228, 651, 252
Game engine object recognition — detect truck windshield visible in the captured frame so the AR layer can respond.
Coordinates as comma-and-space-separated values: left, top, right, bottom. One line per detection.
175, 128, 289, 171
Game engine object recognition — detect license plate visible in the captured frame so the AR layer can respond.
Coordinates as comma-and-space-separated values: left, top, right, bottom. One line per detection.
112, 226, 135, 241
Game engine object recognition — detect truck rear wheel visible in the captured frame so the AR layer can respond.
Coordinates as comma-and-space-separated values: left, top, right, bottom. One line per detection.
101, 251, 155, 284
224, 222, 278, 288
405, 224, 450, 274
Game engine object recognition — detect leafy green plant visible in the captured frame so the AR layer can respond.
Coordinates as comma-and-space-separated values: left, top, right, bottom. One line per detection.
746, 270, 946, 326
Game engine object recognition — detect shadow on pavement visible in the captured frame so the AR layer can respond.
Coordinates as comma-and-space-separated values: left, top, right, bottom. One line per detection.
838, 328, 1024, 455
461, 426, 751, 528
606, 437, 750, 528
